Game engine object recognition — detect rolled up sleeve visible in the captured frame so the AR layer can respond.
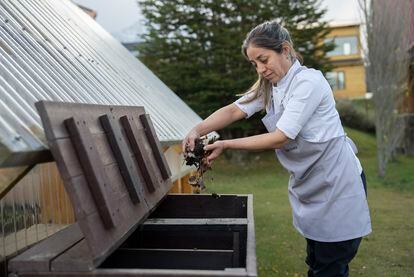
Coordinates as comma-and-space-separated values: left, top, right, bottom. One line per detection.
234, 93, 263, 118
276, 77, 323, 139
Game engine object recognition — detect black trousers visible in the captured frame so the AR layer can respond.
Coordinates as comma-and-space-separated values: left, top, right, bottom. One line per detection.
305, 171, 367, 277
306, 237, 362, 277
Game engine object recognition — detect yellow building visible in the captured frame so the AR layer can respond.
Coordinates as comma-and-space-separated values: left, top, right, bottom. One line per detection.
325, 22, 366, 99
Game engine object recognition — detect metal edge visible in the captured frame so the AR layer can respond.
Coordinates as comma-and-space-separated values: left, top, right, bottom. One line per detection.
93, 268, 249, 276
245, 194, 257, 276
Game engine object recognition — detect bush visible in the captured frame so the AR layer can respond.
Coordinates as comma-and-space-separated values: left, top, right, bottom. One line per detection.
336, 99, 376, 134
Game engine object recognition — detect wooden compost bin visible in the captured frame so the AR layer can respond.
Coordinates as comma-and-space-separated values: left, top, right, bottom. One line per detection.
8, 102, 257, 277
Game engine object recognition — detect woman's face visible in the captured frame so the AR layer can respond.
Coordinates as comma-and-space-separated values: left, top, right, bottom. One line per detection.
246, 45, 292, 84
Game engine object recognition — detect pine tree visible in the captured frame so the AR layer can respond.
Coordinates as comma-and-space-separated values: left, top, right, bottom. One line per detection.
137, 0, 334, 138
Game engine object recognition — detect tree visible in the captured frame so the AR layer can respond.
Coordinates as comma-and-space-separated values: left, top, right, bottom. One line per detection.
359, 0, 412, 176
137, 0, 334, 139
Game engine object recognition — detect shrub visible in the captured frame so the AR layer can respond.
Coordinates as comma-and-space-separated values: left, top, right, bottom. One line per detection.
336, 99, 376, 134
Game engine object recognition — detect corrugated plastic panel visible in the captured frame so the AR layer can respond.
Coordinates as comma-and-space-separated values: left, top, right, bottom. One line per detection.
0, 0, 205, 166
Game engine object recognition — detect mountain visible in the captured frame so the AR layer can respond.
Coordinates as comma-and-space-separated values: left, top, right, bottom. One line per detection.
112, 21, 145, 44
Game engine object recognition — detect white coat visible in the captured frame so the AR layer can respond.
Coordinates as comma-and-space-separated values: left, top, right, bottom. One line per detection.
235, 61, 371, 242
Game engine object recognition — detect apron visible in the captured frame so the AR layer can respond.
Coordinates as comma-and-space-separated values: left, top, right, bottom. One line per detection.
262, 67, 371, 242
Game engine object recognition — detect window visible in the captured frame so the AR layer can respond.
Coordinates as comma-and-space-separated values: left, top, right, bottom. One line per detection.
325, 36, 358, 56
326, 71, 345, 90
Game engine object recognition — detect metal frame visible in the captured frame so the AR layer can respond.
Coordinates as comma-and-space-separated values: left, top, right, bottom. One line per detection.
9, 194, 257, 277
0, 0, 209, 169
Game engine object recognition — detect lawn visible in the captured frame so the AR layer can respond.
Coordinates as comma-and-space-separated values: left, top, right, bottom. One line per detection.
202, 128, 414, 276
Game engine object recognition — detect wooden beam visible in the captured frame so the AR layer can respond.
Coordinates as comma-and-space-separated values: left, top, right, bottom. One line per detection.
8, 224, 83, 273
232, 232, 240, 267
139, 114, 171, 180
64, 117, 115, 229
245, 195, 257, 277
148, 194, 248, 218
120, 116, 157, 193
101, 248, 234, 270
126, 229, 238, 250
143, 218, 248, 226
99, 114, 141, 204
0, 150, 54, 168
51, 239, 94, 272
0, 165, 34, 200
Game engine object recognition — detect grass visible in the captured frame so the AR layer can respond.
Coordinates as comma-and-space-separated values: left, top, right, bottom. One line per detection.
202, 127, 414, 276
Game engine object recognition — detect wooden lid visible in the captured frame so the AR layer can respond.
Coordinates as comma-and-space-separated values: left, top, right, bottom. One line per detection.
36, 101, 172, 266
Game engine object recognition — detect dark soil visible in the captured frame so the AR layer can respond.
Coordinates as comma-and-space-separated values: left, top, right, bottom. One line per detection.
184, 137, 215, 192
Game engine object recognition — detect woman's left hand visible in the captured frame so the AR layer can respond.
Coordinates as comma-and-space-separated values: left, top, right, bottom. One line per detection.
204, 140, 226, 165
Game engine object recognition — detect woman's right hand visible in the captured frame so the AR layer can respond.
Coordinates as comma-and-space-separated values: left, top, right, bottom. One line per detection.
181, 104, 244, 155
182, 128, 200, 154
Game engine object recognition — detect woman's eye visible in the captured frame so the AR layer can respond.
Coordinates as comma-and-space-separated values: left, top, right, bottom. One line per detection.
260, 59, 268, 64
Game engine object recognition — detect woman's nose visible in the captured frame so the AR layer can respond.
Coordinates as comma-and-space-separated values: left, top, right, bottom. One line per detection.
256, 63, 266, 74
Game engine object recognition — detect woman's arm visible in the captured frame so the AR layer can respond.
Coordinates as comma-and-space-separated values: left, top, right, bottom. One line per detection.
182, 103, 247, 151
204, 129, 289, 164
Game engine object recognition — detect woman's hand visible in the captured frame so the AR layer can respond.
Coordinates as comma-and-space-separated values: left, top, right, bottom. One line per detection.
181, 104, 246, 155
204, 140, 226, 165
182, 128, 200, 154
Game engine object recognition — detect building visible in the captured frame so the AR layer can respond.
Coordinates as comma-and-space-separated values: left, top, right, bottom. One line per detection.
324, 22, 367, 99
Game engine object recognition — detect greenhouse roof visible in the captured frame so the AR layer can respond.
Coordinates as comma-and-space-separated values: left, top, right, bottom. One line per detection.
0, 0, 204, 167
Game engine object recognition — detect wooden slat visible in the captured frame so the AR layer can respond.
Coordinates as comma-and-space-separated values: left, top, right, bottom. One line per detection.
51, 239, 94, 272
38, 163, 75, 225
99, 114, 141, 204
121, 116, 157, 193
64, 117, 115, 229
126, 229, 236, 250
47, 134, 119, 182
8, 224, 83, 273
0, 149, 53, 168
12, 267, 250, 276
35, 102, 145, 141
119, 115, 171, 211
149, 194, 248, 218
101, 248, 234, 270
143, 218, 248, 226
104, 269, 249, 276
140, 222, 247, 234
245, 195, 257, 277
139, 114, 171, 180
0, 166, 34, 201
232, 232, 240, 267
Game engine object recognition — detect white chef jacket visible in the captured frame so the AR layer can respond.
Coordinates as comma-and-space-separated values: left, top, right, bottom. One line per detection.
235, 60, 362, 173
234, 61, 371, 242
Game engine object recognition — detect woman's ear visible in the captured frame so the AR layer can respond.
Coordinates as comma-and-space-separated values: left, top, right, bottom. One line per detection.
281, 42, 290, 56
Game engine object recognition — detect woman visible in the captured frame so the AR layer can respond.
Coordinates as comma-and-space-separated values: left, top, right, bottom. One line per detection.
182, 20, 371, 276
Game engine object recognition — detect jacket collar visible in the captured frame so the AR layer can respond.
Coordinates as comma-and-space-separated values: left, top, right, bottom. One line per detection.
274, 60, 301, 89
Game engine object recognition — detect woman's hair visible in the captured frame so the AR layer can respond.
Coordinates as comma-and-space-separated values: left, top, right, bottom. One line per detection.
240, 20, 302, 111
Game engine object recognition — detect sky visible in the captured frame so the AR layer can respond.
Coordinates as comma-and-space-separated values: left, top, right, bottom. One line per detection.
72, 0, 361, 40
